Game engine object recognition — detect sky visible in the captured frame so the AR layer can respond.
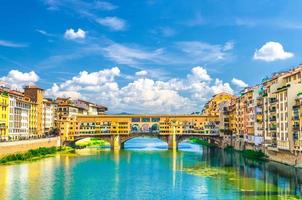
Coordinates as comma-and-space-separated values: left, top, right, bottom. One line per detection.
0, 0, 302, 113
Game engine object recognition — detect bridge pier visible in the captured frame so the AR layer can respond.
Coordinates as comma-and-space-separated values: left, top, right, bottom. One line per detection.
111, 135, 121, 150
167, 135, 178, 150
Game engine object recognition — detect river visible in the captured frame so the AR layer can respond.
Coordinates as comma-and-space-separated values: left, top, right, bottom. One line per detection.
0, 138, 302, 200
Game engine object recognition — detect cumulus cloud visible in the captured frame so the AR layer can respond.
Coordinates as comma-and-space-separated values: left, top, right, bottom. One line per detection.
253, 41, 294, 62
189, 66, 211, 81
231, 78, 248, 88
96, 17, 126, 31
64, 28, 86, 40
135, 70, 148, 76
0, 70, 39, 90
45, 66, 234, 113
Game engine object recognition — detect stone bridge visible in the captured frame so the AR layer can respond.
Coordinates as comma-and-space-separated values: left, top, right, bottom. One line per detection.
65, 132, 221, 150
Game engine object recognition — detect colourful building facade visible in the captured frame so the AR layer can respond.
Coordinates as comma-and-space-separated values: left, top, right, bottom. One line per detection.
0, 90, 9, 141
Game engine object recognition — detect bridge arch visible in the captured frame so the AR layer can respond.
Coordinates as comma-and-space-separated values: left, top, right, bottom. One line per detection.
120, 135, 168, 147
70, 136, 113, 147
131, 124, 140, 133
150, 124, 159, 133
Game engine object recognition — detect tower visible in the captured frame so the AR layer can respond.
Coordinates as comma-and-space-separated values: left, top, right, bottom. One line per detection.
24, 86, 44, 136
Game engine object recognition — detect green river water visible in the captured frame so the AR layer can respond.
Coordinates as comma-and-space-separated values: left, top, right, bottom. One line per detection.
0, 138, 301, 200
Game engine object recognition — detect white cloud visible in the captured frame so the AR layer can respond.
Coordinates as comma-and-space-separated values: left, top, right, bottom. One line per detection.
96, 17, 126, 31
0, 40, 27, 48
253, 41, 294, 62
231, 78, 248, 88
223, 42, 234, 51
154, 27, 176, 37
36, 29, 54, 37
45, 66, 234, 113
0, 70, 39, 90
186, 12, 205, 26
211, 79, 233, 94
44, 0, 118, 12
64, 28, 86, 40
135, 70, 148, 76
103, 43, 163, 64
177, 41, 234, 62
95, 1, 117, 10
189, 66, 211, 81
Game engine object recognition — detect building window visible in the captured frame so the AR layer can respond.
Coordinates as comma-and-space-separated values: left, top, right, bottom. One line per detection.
151, 118, 160, 122
131, 118, 140, 122
142, 118, 150, 122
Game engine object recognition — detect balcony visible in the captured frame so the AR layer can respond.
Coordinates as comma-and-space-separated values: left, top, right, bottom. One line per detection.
293, 125, 300, 131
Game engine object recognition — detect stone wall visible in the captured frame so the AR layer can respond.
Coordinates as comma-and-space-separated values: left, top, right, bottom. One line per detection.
265, 149, 302, 168
0, 137, 60, 157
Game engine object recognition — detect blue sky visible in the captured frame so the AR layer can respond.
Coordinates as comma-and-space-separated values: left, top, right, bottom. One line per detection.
0, 0, 301, 113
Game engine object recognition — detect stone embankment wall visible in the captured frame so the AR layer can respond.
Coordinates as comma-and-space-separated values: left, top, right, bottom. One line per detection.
265, 149, 302, 168
0, 137, 60, 157
221, 137, 302, 168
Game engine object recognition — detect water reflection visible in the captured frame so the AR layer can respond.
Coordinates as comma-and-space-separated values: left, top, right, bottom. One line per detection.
199, 146, 302, 198
0, 139, 301, 199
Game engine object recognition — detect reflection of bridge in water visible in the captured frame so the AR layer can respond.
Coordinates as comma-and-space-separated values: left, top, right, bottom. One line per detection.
62, 114, 221, 150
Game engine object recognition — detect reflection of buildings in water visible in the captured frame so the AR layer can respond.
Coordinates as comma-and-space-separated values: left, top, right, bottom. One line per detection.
203, 146, 302, 196
27, 162, 43, 199
172, 149, 177, 189
6, 164, 29, 200
113, 150, 120, 199
63, 156, 72, 199
0, 166, 8, 200
39, 158, 55, 199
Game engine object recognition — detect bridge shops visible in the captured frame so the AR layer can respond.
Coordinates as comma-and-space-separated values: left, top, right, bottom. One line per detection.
58, 114, 220, 150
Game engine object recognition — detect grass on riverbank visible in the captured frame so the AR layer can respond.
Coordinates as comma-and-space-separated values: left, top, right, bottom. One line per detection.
224, 145, 234, 151
76, 138, 110, 148
189, 138, 217, 147
0, 146, 74, 165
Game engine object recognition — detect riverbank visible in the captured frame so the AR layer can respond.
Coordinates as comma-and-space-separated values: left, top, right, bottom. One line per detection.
189, 138, 217, 147
0, 137, 60, 157
190, 138, 267, 161
0, 146, 74, 165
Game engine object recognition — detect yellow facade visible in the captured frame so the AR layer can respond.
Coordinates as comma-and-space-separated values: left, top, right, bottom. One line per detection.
29, 102, 38, 136
57, 115, 78, 141
24, 86, 44, 136
59, 114, 220, 142
293, 95, 302, 151
202, 92, 235, 116
0, 90, 9, 140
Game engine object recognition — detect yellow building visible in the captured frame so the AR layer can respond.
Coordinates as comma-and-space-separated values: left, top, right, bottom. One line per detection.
202, 92, 235, 116
262, 66, 302, 151
73, 114, 219, 137
29, 102, 38, 136
57, 115, 78, 141
57, 114, 220, 145
24, 86, 44, 137
0, 89, 9, 141
293, 94, 302, 151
